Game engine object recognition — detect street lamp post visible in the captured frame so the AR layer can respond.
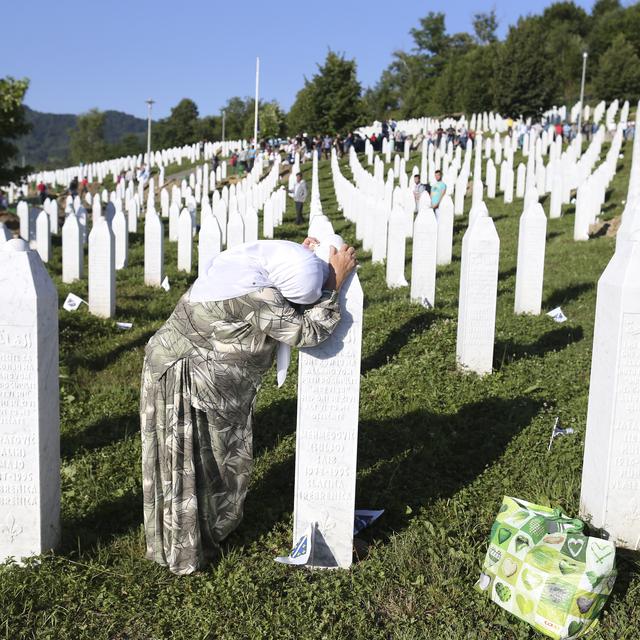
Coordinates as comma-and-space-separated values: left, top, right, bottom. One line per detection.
254, 57, 260, 148
577, 52, 588, 132
145, 98, 155, 170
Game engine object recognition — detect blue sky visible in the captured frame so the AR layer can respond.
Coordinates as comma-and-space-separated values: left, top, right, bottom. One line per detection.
2, 0, 605, 119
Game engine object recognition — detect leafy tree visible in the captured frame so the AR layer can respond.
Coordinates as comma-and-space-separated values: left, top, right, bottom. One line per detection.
259, 101, 285, 139
593, 34, 640, 102
544, 24, 585, 104
495, 17, 557, 117
69, 109, 107, 164
0, 77, 31, 184
457, 43, 501, 114
155, 98, 199, 148
287, 51, 364, 135
411, 12, 449, 56
107, 133, 145, 159
591, 0, 620, 21
541, 2, 590, 37
473, 10, 498, 44
220, 96, 253, 140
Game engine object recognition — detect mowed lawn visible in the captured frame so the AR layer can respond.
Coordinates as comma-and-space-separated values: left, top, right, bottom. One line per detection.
1, 143, 639, 640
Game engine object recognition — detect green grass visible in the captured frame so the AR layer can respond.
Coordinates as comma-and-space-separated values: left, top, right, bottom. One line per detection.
1, 145, 639, 640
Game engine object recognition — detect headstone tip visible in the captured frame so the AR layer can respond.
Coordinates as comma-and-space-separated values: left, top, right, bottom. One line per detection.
3, 238, 30, 253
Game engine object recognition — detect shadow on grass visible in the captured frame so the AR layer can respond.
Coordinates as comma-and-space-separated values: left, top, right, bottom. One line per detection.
230, 395, 542, 551
64, 330, 155, 373
543, 282, 595, 309
354, 395, 542, 542
60, 491, 142, 556
61, 411, 139, 458
362, 310, 438, 373
494, 325, 584, 370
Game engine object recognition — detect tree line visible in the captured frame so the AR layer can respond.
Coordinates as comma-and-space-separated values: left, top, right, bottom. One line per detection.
2, 0, 640, 179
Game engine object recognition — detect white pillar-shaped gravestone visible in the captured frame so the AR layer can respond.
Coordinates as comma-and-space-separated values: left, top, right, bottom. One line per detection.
293, 234, 363, 569
169, 203, 180, 242
436, 194, 454, 266
198, 215, 221, 277
127, 199, 138, 234
580, 231, 640, 549
263, 201, 274, 239
227, 213, 244, 249
410, 207, 438, 307
144, 210, 164, 287
35, 210, 51, 263
0, 239, 60, 562
549, 170, 563, 219
514, 203, 547, 315
516, 163, 526, 198
456, 216, 500, 375
17, 201, 29, 242
386, 205, 408, 288
88, 218, 115, 318
177, 209, 193, 272
503, 165, 514, 204
48, 199, 59, 235
62, 212, 83, 283
574, 182, 591, 241
112, 208, 128, 270
486, 160, 497, 199
244, 206, 258, 243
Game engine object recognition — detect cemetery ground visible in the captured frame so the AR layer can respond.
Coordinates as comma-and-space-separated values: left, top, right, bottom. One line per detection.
2, 147, 640, 640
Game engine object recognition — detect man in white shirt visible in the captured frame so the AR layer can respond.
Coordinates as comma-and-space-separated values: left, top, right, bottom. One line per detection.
291, 172, 308, 224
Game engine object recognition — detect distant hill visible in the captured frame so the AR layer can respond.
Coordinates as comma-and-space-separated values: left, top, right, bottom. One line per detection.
16, 106, 149, 168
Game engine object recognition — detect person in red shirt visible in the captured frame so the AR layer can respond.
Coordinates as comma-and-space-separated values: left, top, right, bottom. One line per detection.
36, 181, 47, 204
555, 122, 563, 140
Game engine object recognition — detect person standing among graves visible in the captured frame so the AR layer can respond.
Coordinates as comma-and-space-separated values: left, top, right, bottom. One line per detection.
413, 173, 428, 210
140, 238, 357, 574
430, 170, 446, 210
36, 180, 47, 204
68, 176, 79, 198
291, 172, 308, 224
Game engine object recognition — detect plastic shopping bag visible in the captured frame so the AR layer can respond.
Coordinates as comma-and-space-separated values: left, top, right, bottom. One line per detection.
476, 496, 616, 639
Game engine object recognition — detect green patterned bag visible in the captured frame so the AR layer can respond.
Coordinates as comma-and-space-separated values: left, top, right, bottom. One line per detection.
476, 496, 616, 639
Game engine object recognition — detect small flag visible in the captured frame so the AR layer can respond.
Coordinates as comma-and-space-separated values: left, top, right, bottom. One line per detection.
116, 322, 133, 330
161, 276, 171, 291
548, 417, 575, 451
354, 509, 384, 536
547, 306, 567, 323
275, 524, 314, 566
62, 293, 86, 312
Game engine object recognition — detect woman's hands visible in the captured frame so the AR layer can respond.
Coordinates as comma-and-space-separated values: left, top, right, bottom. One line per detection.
325, 244, 357, 291
302, 237, 320, 250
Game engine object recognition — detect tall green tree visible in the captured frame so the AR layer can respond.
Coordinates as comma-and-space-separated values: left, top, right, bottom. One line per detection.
69, 109, 107, 164
495, 17, 557, 117
593, 34, 640, 102
0, 77, 31, 183
473, 10, 498, 44
287, 51, 364, 135
155, 98, 200, 148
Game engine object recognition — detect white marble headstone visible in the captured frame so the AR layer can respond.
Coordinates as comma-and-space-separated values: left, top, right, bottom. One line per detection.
456, 216, 500, 375
88, 218, 115, 318
580, 231, 640, 548
514, 203, 547, 315
144, 210, 164, 287
410, 207, 438, 307
0, 239, 60, 562
293, 235, 363, 569
62, 212, 83, 283
177, 209, 193, 272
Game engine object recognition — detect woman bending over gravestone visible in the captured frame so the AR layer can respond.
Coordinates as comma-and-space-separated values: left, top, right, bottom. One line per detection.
140, 238, 357, 574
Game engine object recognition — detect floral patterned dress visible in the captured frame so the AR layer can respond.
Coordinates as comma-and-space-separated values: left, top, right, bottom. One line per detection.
140, 286, 340, 574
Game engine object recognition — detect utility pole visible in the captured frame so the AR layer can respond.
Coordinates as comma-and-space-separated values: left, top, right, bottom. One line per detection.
254, 57, 260, 148
145, 98, 155, 169
577, 52, 588, 132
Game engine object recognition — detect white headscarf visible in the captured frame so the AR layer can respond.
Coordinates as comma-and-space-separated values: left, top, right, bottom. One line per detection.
189, 240, 330, 387
189, 240, 328, 304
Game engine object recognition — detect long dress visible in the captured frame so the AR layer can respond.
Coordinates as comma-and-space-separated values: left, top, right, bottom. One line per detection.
140, 286, 340, 574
